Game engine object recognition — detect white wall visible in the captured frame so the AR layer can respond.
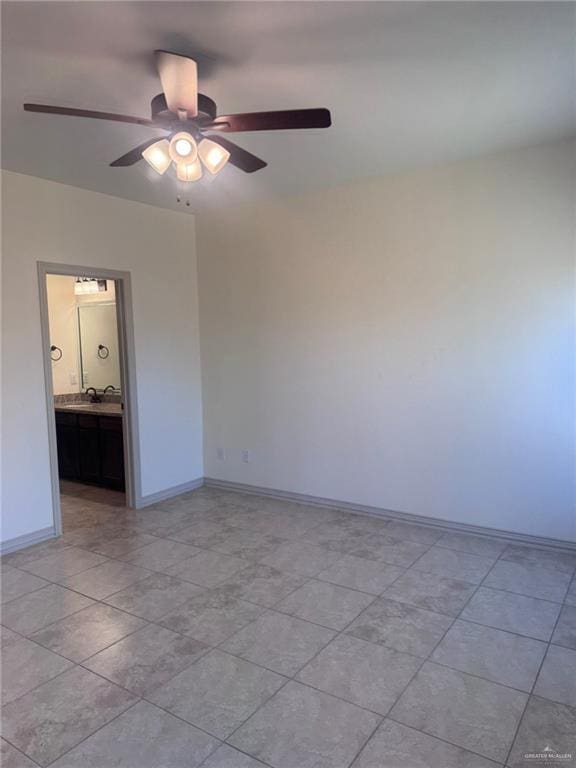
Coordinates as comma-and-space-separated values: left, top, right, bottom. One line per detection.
198, 140, 576, 542
46, 275, 81, 395
1, 171, 203, 544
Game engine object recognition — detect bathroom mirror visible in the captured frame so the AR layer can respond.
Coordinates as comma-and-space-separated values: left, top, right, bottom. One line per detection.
78, 303, 121, 391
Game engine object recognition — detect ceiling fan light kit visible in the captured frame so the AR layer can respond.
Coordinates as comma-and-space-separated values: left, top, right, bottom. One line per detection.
141, 139, 172, 175
168, 131, 198, 163
143, 132, 228, 180
176, 158, 202, 182
198, 138, 230, 175
23, 49, 332, 188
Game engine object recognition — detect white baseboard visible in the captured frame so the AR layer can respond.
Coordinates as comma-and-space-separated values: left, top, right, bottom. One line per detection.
5, 478, 573, 556
137, 477, 204, 508
0, 526, 57, 555
204, 477, 576, 552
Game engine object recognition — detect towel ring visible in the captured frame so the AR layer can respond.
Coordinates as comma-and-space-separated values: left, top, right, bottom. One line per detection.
97, 344, 110, 359
50, 345, 62, 361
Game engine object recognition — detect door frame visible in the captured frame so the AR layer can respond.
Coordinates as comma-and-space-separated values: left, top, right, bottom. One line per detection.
38, 262, 142, 536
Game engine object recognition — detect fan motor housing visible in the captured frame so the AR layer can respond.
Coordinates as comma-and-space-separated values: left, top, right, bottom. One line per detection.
151, 93, 217, 124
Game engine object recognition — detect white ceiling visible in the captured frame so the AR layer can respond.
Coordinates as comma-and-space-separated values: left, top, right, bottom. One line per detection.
2, 2, 574, 213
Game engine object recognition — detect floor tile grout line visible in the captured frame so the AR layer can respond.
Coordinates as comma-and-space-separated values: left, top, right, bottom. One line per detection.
220, 677, 296, 751
422, 657, 543, 697
222, 560, 564, 700
1, 554, 158, 603
372, 546, 510, 761
3, 540, 564, 710
1, 611, 156, 709
10, 547, 122, 578
25, 601, 152, 648
140, 522, 576, 569
210, 580, 466, 768
26, 593, 152, 636
3, 566, 247, 706
344, 713, 386, 768
502, 588, 571, 767
1, 661, 84, 711
4, 507, 441, 578
383, 714, 507, 766
467, 582, 568, 606
34, 660, 248, 768
40, 699, 146, 768
449, 614, 559, 644
207, 560, 430, 766
28, 485, 576, 558
0, 579, 55, 606
386, 548, 543, 766
5, 536, 328, 631
1, 737, 44, 767
2, 597, 108, 638
212, 569, 391, 754
78, 630, 218, 692
8, 548, 570, 615
9, 506, 574, 586
4, 489, 575, 767
196, 742, 276, 768
3, 536, 568, 664
4, 571, 564, 753
5, 535, 324, 725
59, 491, 576, 585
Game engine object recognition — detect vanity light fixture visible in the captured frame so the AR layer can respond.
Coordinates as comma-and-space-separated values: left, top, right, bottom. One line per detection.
74, 278, 107, 295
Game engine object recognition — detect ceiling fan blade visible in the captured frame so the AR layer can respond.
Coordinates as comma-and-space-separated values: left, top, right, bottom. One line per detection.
155, 50, 198, 118
206, 135, 267, 173
23, 103, 155, 127
109, 138, 165, 167
206, 108, 331, 133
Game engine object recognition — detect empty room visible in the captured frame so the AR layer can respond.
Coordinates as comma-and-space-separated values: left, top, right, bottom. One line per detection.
1, 2, 575, 767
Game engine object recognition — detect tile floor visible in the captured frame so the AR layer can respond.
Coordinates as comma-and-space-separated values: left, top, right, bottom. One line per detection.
1, 482, 576, 767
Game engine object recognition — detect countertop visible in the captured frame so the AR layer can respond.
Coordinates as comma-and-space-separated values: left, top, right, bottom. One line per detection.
55, 402, 123, 417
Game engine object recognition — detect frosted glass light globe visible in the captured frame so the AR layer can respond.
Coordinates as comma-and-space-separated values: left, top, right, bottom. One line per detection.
169, 132, 198, 164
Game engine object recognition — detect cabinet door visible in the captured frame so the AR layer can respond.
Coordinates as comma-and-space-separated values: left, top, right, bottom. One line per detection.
55, 423, 80, 480
100, 425, 125, 490
78, 427, 101, 484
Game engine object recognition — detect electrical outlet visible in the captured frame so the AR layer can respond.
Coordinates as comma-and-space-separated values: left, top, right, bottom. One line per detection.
241, 450, 252, 463
216, 447, 225, 461
69, 372, 78, 386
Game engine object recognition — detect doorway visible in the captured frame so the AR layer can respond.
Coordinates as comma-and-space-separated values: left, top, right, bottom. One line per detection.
38, 262, 140, 536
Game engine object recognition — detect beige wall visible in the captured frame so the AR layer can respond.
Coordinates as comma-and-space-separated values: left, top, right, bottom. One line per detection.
46, 275, 80, 395
198, 140, 576, 542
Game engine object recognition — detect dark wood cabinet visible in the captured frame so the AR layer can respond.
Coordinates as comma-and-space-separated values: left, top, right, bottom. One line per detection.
55, 419, 80, 480
78, 424, 101, 484
100, 417, 125, 490
55, 410, 125, 491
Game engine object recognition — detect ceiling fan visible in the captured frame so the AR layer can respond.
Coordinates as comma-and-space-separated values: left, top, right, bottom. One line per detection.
23, 50, 332, 183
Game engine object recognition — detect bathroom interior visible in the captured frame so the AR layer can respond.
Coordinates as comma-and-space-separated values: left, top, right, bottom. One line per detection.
47, 274, 126, 513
